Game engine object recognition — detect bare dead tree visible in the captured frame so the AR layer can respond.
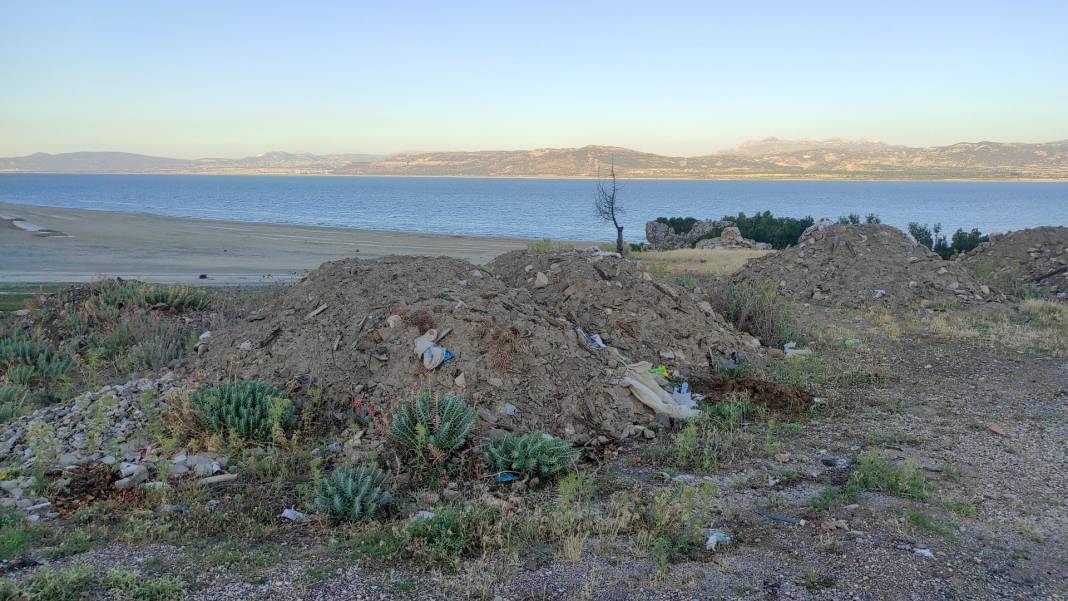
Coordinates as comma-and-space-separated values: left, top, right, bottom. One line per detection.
594, 161, 625, 254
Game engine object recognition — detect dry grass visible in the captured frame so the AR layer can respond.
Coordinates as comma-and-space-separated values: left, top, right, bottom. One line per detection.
912, 301, 1068, 357
634, 248, 772, 276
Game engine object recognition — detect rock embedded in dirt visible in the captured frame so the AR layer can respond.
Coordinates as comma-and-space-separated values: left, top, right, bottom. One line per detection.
959, 226, 1068, 299
734, 224, 995, 309
197, 252, 754, 441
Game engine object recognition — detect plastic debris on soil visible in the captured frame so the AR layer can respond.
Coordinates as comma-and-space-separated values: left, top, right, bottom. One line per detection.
733, 224, 998, 309
196, 251, 759, 442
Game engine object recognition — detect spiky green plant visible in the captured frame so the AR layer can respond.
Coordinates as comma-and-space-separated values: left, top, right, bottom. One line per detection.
390, 391, 476, 462
312, 464, 391, 520
484, 432, 580, 478
5, 365, 36, 387
0, 337, 50, 367
190, 380, 294, 442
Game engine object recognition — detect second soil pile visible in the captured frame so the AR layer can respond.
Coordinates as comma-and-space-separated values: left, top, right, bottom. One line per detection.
196, 251, 758, 442
960, 226, 1068, 299
734, 224, 996, 309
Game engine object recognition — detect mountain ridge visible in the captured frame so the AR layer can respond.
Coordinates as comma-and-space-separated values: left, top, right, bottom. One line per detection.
2, 140, 1067, 180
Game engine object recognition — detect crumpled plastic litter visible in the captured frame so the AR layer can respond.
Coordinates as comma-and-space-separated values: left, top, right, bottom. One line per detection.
706, 528, 733, 551
623, 361, 701, 419
280, 508, 310, 523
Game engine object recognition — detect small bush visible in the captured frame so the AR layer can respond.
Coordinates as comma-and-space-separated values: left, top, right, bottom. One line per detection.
849, 450, 929, 501
406, 506, 502, 568
312, 464, 391, 521
707, 284, 801, 347
104, 569, 185, 600
909, 222, 988, 259
390, 391, 476, 463
484, 432, 579, 479
139, 284, 211, 311
17, 565, 94, 601
190, 380, 294, 442
655, 217, 700, 235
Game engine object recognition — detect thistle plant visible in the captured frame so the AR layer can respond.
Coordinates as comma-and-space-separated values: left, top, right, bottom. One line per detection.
484, 432, 580, 479
190, 380, 294, 442
389, 391, 476, 463
312, 464, 391, 520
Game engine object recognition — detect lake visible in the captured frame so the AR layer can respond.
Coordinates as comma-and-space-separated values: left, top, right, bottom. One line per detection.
1, 174, 1065, 242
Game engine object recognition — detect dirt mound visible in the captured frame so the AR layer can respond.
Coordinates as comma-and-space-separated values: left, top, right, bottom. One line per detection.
196, 253, 756, 442
733, 224, 995, 309
487, 249, 756, 362
960, 226, 1068, 299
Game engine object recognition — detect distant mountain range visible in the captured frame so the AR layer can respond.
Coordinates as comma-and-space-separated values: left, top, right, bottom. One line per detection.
3, 139, 1067, 179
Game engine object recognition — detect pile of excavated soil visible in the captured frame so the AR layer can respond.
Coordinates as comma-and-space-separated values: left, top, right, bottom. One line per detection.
486, 249, 755, 362
733, 224, 996, 309
196, 253, 757, 442
959, 226, 1068, 299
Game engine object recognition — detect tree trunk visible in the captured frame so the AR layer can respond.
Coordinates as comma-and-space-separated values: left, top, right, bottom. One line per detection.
615, 226, 624, 255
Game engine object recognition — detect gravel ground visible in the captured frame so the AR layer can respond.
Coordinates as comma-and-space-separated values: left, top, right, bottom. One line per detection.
3, 303, 1066, 600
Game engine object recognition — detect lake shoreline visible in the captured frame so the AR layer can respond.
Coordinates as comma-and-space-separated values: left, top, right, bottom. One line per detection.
0, 202, 553, 284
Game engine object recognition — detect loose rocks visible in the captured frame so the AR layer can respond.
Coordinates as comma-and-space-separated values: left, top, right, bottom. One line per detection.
734, 224, 996, 309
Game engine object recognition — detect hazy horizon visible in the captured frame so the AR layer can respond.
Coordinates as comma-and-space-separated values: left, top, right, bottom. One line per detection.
3, 1, 1067, 158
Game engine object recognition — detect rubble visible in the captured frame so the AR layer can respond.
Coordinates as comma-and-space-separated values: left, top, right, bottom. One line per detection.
197, 252, 756, 442
734, 224, 997, 309
694, 226, 772, 250
959, 226, 1068, 299
644, 219, 736, 250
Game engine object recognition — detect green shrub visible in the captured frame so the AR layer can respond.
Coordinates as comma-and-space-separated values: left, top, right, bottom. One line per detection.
139, 284, 211, 311
17, 565, 94, 601
104, 569, 186, 600
848, 450, 929, 501
484, 432, 579, 479
405, 506, 501, 567
190, 380, 294, 442
0, 511, 36, 561
92, 280, 146, 309
909, 222, 988, 259
707, 283, 801, 347
390, 391, 476, 462
118, 315, 187, 371
5, 365, 36, 387
702, 211, 815, 249
655, 216, 700, 235
312, 464, 391, 520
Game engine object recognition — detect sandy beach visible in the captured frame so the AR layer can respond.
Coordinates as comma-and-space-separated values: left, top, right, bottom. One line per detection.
0, 202, 541, 283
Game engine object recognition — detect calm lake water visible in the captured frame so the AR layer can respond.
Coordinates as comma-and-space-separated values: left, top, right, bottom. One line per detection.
1, 174, 1065, 241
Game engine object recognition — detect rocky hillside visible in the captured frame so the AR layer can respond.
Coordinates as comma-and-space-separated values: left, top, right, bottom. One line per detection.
3, 140, 1067, 179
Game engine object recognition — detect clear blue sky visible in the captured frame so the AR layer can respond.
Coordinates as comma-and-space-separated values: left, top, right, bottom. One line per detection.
2, 1, 1066, 158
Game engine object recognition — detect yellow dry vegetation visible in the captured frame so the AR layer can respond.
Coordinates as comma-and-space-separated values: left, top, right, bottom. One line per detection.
634, 248, 772, 276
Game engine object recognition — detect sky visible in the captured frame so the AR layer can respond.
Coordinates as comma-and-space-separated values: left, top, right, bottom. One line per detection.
2, 1, 1067, 158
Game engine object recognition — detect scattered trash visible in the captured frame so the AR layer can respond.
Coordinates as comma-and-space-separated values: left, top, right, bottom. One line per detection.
413, 510, 436, 520
198, 331, 212, 341
870, 289, 886, 300
913, 547, 934, 558
495, 472, 518, 483
649, 365, 669, 377
413, 329, 454, 370
502, 403, 518, 416
783, 342, 812, 358
623, 361, 701, 419
706, 528, 733, 551
280, 508, 311, 523
844, 338, 860, 347
754, 508, 803, 525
